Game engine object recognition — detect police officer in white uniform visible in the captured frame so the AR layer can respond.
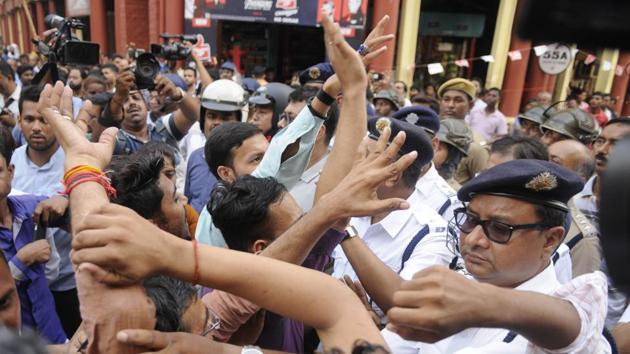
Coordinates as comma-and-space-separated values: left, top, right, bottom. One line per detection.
391, 106, 461, 221
382, 159, 611, 353
331, 116, 455, 320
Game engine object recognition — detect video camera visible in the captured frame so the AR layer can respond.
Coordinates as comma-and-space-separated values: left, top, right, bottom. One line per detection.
37, 14, 100, 66
151, 33, 198, 61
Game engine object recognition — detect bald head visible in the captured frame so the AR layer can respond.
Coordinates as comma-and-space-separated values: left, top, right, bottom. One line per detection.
548, 140, 594, 181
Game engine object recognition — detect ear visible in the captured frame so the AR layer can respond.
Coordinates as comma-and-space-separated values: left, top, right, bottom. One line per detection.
316, 125, 326, 142
541, 226, 565, 260
385, 169, 402, 187
431, 136, 440, 152
217, 166, 236, 184
250, 239, 270, 254
7, 164, 13, 182
468, 99, 474, 111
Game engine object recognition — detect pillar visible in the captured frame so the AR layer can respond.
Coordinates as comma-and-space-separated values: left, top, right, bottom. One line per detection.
7, 11, 14, 45
164, 0, 184, 34
369, 0, 400, 78
90, 0, 108, 54
552, 45, 577, 103
35, 1, 45, 34
522, 45, 557, 104
148, 0, 160, 45
394, 0, 421, 87
485, 0, 518, 89
16, 8, 25, 53
611, 52, 630, 116
49, 0, 57, 14
115, 0, 150, 55
594, 49, 619, 93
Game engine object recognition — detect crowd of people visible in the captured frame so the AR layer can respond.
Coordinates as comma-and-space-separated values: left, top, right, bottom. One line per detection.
0, 10, 629, 354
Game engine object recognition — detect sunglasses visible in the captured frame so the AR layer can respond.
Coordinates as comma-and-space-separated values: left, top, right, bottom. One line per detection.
452, 207, 551, 244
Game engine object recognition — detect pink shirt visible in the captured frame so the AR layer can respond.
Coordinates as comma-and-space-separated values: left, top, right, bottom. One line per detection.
466, 107, 508, 142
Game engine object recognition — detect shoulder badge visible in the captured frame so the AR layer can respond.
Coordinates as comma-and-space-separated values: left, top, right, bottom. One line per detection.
308, 67, 321, 80
525, 171, 558, 191
375, 117, 392, 134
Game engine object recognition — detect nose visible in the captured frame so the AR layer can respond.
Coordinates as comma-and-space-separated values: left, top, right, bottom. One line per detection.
461, 224, 490, 250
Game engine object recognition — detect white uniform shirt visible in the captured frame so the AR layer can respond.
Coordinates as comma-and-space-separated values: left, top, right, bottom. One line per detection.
415, 163, 461, 222
289, 154, 328, 212
382, 266, 611, 354
331, 191, 453, 318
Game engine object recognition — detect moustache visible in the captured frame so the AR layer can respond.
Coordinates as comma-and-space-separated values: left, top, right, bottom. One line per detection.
595, 154, 607, 163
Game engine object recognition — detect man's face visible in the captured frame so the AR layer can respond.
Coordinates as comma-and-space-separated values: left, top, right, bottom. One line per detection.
203, 110, 239, 138
439, 90, 472, 119
483, 90, 500, 107
589, 95, 603, 109
394, 82, 406, 98
68, 69, 83, 90
278, 100, 306, 129
536, 93, 552, 107
0, 257, 20, 330
0, 156, 13, 199
374, 99, 394, 117
155, 172, 190, 240
593, 123, 630, 175
19, 70, 33, 86
122, 90, 149, 130
519, 119, 542, 139
249, 105, 274, 135
540, 129, 567, 146
101, 68, 116, 85
183, 70, 196, 88
460, 194, 557, 288
83, 82, 106, 98
113, 58, 129, 72
229, 133, 269, 179
471, 80, 482, 97
20, 101, 58, 152
219, 69, 233, 80
432, 142, 449, 169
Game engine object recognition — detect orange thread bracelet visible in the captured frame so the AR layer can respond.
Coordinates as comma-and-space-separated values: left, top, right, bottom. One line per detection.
192, 240, 200, 285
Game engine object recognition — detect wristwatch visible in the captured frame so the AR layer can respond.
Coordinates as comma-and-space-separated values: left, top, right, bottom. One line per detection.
342, 225, 359, 243
241, 345, 263, 354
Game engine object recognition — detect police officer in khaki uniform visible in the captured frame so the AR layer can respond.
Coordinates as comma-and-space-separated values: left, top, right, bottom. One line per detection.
433, 118, 473, 190
435, 78, 489, 184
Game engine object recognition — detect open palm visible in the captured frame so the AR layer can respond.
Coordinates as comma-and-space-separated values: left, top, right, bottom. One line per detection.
37, 82, 118, 171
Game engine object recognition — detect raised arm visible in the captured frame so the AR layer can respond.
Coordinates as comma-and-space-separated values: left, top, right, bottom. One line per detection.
70, 205, 387, 352
37, 82, 156, 354
314, 15, 394, 202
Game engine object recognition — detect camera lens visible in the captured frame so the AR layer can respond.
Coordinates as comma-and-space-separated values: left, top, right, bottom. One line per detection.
135, 53, 160, 90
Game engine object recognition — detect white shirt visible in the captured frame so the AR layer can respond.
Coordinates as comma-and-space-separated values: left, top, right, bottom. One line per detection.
331, 191, 453, 316
415, 163, 461, 222
619, 305, 630, 323
382, 266, 610, 354
289, 154, 328, 212
0, 85, 21, 118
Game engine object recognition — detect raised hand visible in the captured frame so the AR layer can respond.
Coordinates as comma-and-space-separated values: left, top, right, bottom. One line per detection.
319, 126, 417, 218
360, 15, 395, 66
320, 10, 367, 91
37, 81, 118, 170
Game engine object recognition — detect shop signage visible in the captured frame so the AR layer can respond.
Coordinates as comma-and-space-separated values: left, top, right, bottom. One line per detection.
538, 43, 572, 75
186, 0, 367, 29
420, 12, 486, 38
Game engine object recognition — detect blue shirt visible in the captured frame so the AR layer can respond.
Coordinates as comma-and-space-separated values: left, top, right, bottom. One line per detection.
185, 147, 217, 213
10, 145, 75, 291
0, 195, 67, 343
114, 114, 184, 155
